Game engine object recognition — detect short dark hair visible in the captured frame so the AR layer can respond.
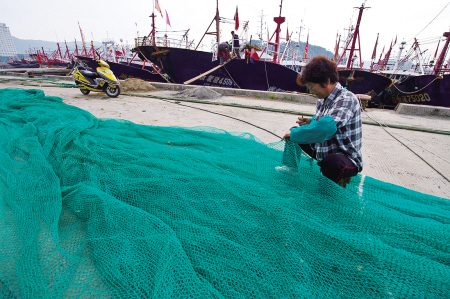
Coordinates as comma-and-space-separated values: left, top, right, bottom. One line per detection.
231, 31, 235, 34
297, 55, 339, 87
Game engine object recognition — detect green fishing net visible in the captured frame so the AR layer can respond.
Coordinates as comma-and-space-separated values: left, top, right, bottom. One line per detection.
0, 88, 449, 298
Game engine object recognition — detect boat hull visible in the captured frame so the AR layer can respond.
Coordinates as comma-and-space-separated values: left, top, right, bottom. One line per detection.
338, 70, 392, 97
390, 74, 450, 108
7, 61, 40, 68
136, 46, 306, 92
77, 56, 167, 83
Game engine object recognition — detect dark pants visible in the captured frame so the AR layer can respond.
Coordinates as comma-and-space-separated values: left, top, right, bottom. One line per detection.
218, 44, 229, 64
232, 48, 241, 58
282, 142, 358, 183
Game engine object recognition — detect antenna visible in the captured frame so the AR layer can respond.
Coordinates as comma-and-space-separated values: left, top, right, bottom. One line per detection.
297, 19, 305, 57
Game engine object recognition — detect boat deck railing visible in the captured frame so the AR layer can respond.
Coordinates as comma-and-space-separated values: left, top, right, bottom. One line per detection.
135, 36, 195, 50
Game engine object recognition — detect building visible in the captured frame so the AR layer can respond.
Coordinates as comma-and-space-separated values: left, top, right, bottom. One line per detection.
0, 23, 17, 56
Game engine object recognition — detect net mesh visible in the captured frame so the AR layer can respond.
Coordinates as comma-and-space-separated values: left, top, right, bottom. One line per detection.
0, 88, 449, 298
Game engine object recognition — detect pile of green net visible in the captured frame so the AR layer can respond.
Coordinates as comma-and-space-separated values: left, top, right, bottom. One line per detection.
0, 88, 449, 298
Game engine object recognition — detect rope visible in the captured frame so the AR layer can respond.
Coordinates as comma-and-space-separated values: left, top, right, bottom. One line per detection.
2, 79, 449, 181
222, 66, 241, 89
391, 76, 443, 94
0, 78, 77, 88
153, 96, 281, 139
135, 49, 171, 83
1, 77, 449, 136
264, 61, 270, 90
124, 92, 450, 183
407, 1, 450, 42
121, 93, 450, 136
363, 110, 450, 183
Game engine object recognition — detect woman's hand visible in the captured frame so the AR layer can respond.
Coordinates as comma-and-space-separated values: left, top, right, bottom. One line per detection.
296, 117, 311, 126
282, 130, 291, 141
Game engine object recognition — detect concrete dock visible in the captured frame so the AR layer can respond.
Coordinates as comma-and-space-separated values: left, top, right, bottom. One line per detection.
1, 73, 449, 199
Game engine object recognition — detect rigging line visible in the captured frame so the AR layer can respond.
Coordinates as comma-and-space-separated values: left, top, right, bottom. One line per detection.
264, 60, 270, 90
135, 49, 171, 83
390, 76, 443, 94
363, 110, 450, 183
365, 109, 450, 164
157, 98, 282, 139
407, 1, 450, 42
222, 66, 241, 89
417, 36, 445, 41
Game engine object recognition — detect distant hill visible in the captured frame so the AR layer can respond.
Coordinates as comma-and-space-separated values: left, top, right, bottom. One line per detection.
250, 40, 333, 59
8, 36, 333, 59
12, 36, 102, 55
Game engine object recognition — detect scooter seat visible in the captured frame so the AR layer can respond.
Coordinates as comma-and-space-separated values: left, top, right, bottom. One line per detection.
79, 70, 97, 78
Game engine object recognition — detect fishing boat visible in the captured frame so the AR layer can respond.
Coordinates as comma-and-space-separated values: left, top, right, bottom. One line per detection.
71, 23, 170, 84
7, 53, 40, 68
135, 1, 306, 93
388, 31, 450, 108
77, 55, 169, 83
7, 59, 39, 68
334, 3, 392, 98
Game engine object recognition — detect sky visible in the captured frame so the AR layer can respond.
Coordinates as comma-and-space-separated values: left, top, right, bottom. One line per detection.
2, 0, 450, 61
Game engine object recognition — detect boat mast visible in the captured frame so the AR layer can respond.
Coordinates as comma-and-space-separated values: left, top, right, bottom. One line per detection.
149, 13, 156, 46
369, 33, 379, 71
414, 38, 425, 74
56, 42, 63, 60
298, 19, 305, 59
272, 0, 285, 63
333, 32, 341, 61
258, 10, 265, 46
74, 39, 79, 56
145, 0, 157, 46
195, 0, 220, 50
433, 31, 450, 76
215, 0, 220, 44
380, 40, 394, 71
391, 41, 406, 74
336, 2, 370, 69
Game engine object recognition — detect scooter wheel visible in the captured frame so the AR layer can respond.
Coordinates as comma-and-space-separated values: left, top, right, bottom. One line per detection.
80, 89, 90, 95
106, 86, 120, 98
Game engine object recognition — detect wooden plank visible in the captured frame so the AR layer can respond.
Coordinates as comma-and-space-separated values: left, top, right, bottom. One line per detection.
183, 58, 233, 85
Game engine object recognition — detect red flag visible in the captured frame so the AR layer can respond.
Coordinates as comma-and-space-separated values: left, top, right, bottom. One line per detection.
433, 38, 441, 60
165, 10, 171, 27
304, 32, 309, 59
122, 46, 126, 56
234, 6, 239, 31
78, 21, 86, 50
371, 33, 379, 60
333, 33, 340, 61
286, 25, 289, 42
378, 45, 385, 61
155, 0, 163, 17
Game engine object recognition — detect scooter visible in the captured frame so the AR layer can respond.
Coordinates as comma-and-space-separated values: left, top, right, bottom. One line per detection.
70, 59, 121, 97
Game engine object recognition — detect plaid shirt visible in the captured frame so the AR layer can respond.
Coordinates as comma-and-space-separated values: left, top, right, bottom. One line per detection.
312, 83, 363, 171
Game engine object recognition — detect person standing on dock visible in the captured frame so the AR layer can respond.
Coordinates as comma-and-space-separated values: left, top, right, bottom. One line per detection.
279, 55, 363, 188
218, 42, 231, 65
231, 31, 241, 58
